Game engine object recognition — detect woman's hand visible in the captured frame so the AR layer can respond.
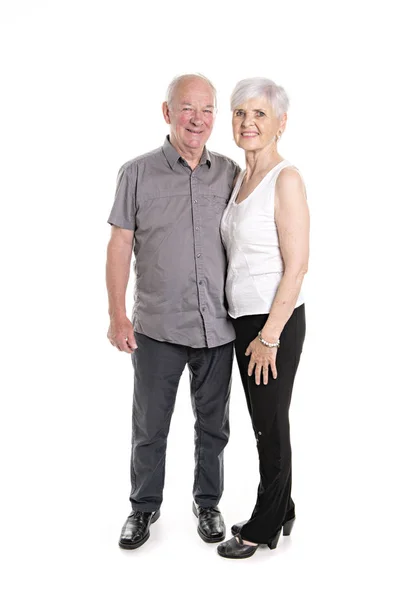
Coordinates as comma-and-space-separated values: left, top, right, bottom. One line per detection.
245, 338, 278, 385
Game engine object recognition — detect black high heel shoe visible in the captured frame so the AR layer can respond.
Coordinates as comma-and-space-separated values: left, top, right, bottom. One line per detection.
282, 516, 295, 536
231, 516, 296, 538
217, 534, 259, 559
217, 527, 283, 559
267, 528, 281, 549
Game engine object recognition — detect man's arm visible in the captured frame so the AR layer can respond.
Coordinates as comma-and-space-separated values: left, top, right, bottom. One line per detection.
106, 225, 137, 353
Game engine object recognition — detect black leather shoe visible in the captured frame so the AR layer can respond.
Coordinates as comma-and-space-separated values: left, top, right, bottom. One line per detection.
231, 519, 248, 536
192, 501, 225, 543
231, 516, 295, 537
118, 509, 160, 550
217, 534, 259, 559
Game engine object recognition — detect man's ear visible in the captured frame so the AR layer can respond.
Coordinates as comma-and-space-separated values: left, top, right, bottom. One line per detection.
162, 101, 171, 125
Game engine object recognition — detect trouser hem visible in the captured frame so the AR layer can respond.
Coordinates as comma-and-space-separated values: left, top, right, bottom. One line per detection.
193, 497, 221, 508
130, 502, 161, 512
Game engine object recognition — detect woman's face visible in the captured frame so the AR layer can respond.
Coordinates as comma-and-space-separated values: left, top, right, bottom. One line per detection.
232, 96, 285, 151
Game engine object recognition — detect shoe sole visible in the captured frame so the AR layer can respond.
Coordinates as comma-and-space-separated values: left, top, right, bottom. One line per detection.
118, 510, 160, 550
217, 547, 258, 559
192, 503, 225, 543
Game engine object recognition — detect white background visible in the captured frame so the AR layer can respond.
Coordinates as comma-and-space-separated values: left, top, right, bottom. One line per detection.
1, 0, 399, 598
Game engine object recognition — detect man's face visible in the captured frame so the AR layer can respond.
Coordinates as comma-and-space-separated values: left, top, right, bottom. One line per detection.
163, 78, 216, 152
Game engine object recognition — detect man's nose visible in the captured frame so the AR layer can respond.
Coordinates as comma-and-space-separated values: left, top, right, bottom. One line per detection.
191, 110, 204, 126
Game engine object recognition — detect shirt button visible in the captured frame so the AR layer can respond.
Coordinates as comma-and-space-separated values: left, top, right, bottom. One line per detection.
197, 253, 201, 258
194, 199, 198, 203
202, 306, 206, 312
195, 226, 199, 231
199, 281, 203, 285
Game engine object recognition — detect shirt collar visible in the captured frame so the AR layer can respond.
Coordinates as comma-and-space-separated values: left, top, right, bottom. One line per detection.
162, 135, 211, 170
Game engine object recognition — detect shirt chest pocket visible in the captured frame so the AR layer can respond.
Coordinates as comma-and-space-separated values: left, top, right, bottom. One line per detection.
203, 194, 229, 215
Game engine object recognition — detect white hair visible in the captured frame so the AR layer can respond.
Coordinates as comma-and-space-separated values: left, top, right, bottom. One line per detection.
166, 73, 217, 108
230, 78, 289, 118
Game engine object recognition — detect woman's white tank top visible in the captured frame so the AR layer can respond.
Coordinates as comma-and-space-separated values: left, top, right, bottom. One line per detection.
220, 159, 305, 318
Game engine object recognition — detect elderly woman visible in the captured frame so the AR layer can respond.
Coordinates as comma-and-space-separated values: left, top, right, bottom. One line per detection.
217, 78, 309, 559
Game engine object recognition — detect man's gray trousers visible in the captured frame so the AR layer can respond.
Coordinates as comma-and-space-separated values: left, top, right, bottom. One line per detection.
129, 332, 234, 511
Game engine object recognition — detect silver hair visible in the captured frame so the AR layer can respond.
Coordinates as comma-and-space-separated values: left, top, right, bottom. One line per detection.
166, 73, 217, 108
230, 78, 289, 118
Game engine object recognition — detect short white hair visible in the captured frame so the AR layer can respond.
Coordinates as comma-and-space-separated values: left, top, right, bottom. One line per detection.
230, 78, 289, 118
166, 73, 217, 108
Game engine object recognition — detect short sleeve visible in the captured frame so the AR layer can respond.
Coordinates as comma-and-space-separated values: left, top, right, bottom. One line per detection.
107, 164, 137, 230
231, 160, 242, 190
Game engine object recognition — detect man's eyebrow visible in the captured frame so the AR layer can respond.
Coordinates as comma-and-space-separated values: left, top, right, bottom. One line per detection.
180, 102, 215, 108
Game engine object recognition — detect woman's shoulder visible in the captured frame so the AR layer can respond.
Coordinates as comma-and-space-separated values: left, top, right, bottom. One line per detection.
275, 164, 307, 210
276, 163, 304, 190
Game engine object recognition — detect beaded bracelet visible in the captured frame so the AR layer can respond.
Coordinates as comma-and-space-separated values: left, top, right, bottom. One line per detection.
257, 331, 280, 348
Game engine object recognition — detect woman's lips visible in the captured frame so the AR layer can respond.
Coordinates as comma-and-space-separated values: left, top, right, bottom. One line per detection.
241, 132, 258, 137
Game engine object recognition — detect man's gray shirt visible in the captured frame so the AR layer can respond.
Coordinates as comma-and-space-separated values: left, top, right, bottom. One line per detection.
108, 136, 240, 348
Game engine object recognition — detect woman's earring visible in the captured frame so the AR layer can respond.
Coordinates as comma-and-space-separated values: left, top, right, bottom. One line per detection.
276, 131, 282, 141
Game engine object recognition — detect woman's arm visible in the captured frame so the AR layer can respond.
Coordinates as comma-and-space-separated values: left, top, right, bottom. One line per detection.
261, 167, 310, 342
245, 167, 309, 385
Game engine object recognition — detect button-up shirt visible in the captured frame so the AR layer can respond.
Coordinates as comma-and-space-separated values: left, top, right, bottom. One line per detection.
108, 136, 240, 348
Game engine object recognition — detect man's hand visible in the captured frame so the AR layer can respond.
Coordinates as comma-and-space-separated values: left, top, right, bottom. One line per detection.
245, 338, 278, 385
107, 316, 137, 353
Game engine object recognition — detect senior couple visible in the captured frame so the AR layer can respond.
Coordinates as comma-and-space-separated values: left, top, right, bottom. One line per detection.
106, 73, 309, 559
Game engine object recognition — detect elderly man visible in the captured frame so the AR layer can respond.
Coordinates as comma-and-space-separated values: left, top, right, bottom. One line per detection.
106, 74, 240, 550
